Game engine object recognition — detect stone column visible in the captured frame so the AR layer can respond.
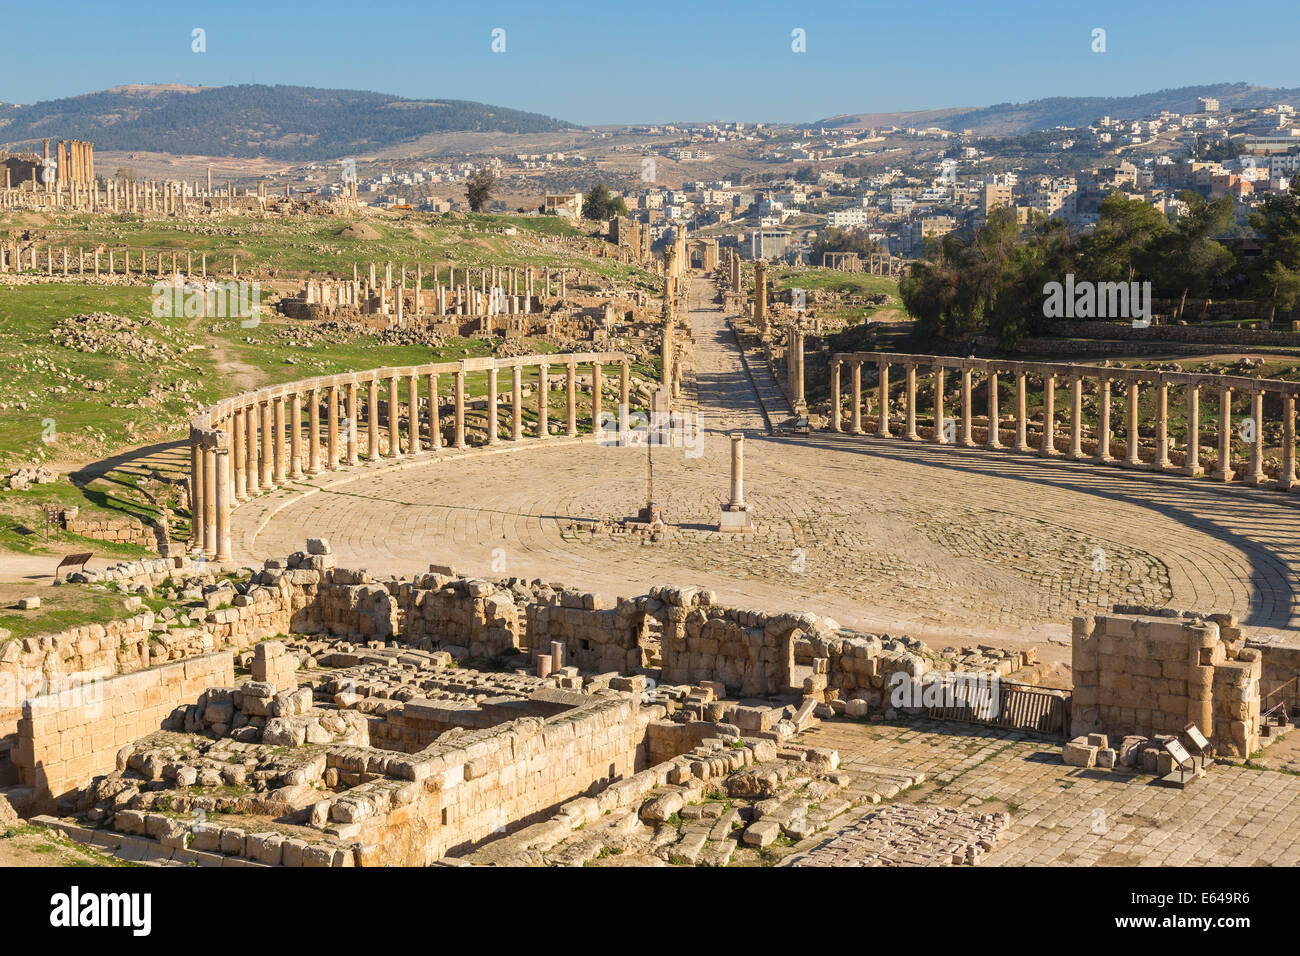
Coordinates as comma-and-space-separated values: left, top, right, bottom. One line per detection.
537, 363, 549, 438
454, 370, 466, 448
214, 446, 232, 562
233, 408, 247, 501
1040, 373, 1057, 457
1212, 387, 1235, 482
1246, 390, 1266, 486
388, 376, 402, 457
486, 367, 499, 444
1125, 382, 1141, 467
347, 383, 360, 465
729, 432, 746, 507
1183, 384, 1202, 477
876, 362, 891, 437
268, 396, 284, 482
246, 404, 261, 495
428, 373, 442, 450
1096, 378, 1113, 463
830, 361, 842, 431
850, 361, 863, 434
1280, 391, 1297, 491
307, 388, 321, 475
290, 392, 303, 478
1068, 375, 1086, 459
932, 365, 947, 444
203, 440, 217, 557
566, 363, 578, 437
959, 367, 974, 447
367, 378, 380, 459
1014, 371, 1031, 452
793, 330, 805, 413
327, 385, 340, 468
986, 369, 1001, 449
592, 362, 603, 437
190, 438, 204, 547
408, 374, 421, 453
1154, 381, 1172, 471
260, 401, 275, 488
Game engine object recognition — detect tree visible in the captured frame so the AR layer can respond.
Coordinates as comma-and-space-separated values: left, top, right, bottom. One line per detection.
1079, 192, 1171, 284
465, 169, 494, 212
1249, 175, 1300, 321
581, 183, 627, 221
1156, 192, 1235, 317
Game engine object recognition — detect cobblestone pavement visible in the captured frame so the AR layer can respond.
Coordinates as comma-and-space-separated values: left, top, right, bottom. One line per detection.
797, 718, 1300, 866
239, 276, 1300, 647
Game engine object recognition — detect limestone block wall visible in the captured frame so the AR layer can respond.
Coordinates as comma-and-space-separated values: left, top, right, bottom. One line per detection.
345, 696, 648, 866
14, 651, 234, 810
1071, 612, 1260, 757
399, 574, 519, 658
63, 512, 159, 550
525, 596, 638, 674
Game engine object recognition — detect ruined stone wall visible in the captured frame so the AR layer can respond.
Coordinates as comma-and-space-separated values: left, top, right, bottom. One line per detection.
63, 512, 159, 550
399, 574, 518, 658
1071, 612, 1260, 758
343, 696, 648, 865
15, 651, 234, 810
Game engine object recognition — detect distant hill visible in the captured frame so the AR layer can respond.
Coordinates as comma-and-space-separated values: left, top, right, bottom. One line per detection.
0, 84, 577, 160
816, 82, 1300, 136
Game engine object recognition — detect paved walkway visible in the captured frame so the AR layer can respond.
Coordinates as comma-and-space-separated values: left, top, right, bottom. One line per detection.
796, 718, 1300, 866
234, 274, 1300, 649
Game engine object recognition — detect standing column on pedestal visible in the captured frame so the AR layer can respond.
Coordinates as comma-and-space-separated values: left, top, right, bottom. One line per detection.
408, 374, 421, 454
1246, 389, 1266, 486
214, 444, 232, 562
1155, 381, 1172, 471
1014, 371, 1030, 452
959, 367, 974, 446
1125, 382, 1142, 467
511, 365, 523, 440
428, 373, 441, 450
245, 404, 261, 495
1068, 375, 1085, 460
388, 376, 401, 457
307, 389, 321, 474
830, 361, 842, 432
566, 363, 577, 438
260, 401, 275, 489
1280, 391, 1297, 491
347, 383, 360, 465
486, 367, 499, 444
233, 408, 247, 501
367, 378, 379, 459
718, 432, 756, 532
1096, 378, 1113, 463
592, 362, 603, 437
1212, 387, 1235, 482
290, 392, 303, 478
1040, 374, 1057, 457
876, 362, 891, 437
933, 365, 948, 443
986, 369, 1002, 448
904, 364, 919, 440
190, 437, 204, 548
454, 370, 466, 448
537, 363, 549, 438
1183, 384, 1202, 476
273, 396, 287, 482
203, 440, 217, 557
850, 361, 863, 434
327, 385, 340, 469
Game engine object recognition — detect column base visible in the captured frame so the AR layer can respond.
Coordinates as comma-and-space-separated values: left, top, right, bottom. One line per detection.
1180, 464, 1204, 477
1154, 458, 1172, 472
1210, 468, 1235, 483
1122, 458, 1144, 469
1280, 476, 1300, 491
959, 438, 975, 448
1245, 472, 1268, 487
1067, 450, 1088, 461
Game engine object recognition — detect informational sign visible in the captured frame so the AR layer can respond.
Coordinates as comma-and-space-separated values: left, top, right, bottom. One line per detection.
1184, 723, 1210, 753
1164, 738, 1193, 768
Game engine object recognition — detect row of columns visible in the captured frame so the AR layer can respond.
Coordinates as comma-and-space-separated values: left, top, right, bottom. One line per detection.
829, 354, 1300, 491
0, 244, 234, 277
189, 357, 634, 559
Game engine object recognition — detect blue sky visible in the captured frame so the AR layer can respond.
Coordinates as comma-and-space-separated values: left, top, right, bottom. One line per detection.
2, 0, 1297, 124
